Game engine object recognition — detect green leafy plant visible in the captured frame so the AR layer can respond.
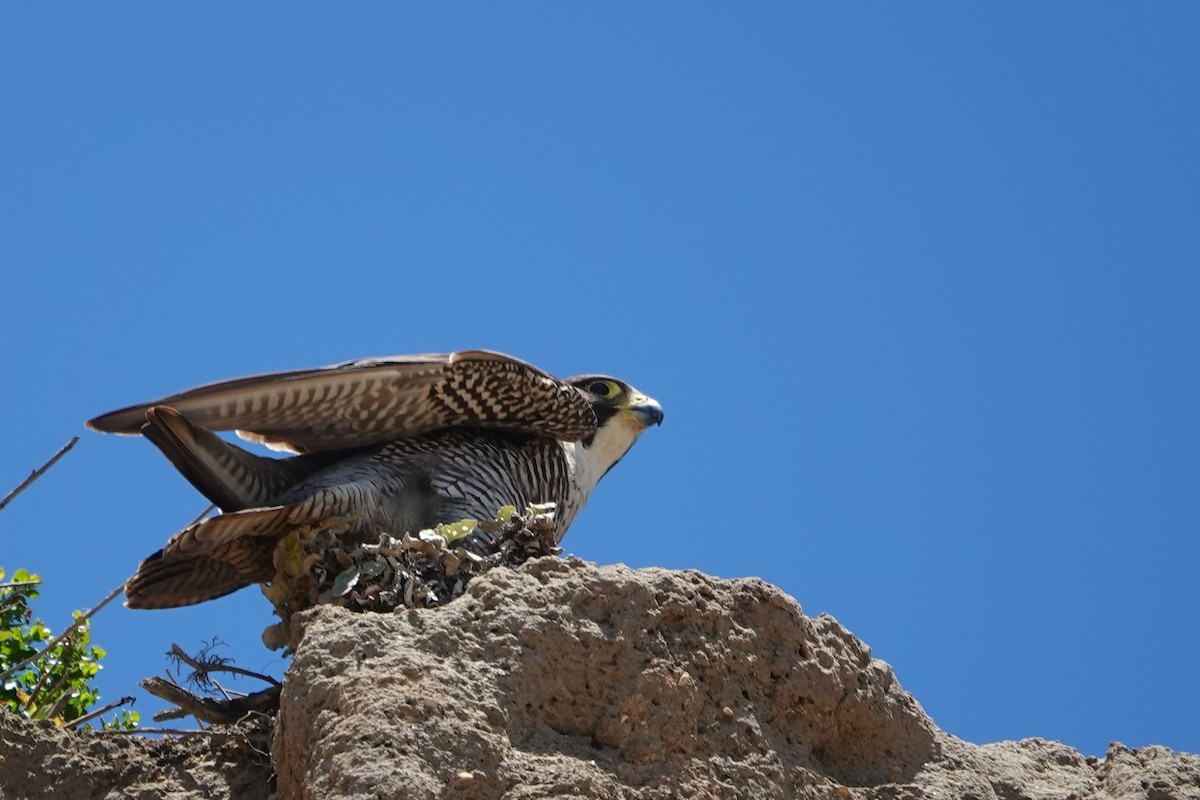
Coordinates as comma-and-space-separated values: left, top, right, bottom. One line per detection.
0, 566, 137, 729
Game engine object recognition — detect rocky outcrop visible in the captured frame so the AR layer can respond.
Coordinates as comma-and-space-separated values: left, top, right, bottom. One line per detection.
0, 709, 269, 800
2, 559, 1198, 799
272, 559, 1200, 799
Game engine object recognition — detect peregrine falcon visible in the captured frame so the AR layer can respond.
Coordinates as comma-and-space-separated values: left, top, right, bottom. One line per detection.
87, 350, 663, 610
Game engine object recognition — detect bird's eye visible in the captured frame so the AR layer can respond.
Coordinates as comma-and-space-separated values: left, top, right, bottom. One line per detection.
587, 380, 618, 398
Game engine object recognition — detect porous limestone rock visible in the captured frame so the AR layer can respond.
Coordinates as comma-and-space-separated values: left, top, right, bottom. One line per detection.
271, 559, 1200, 800
3, 560, 1199, 800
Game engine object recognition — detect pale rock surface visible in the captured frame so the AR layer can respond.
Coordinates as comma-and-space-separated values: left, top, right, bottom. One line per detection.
273, 559, 1200, 800
0, 710, 269, 799
1, 559, 1198, 799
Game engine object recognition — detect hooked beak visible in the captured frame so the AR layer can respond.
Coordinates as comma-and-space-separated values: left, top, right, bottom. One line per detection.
629, 395, 664, 428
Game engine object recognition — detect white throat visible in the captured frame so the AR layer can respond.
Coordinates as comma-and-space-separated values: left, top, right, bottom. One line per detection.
557, 414, 646, 531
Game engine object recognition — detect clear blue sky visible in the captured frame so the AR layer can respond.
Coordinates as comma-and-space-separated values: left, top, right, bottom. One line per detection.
3, 5, 1197, 756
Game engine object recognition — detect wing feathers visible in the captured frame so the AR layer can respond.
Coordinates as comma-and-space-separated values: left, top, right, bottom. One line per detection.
125, 494, 359, 608
97, 349, 610, 610
125, 550, 251, 609
89, 350, 596, 452
140, 407, 333, 511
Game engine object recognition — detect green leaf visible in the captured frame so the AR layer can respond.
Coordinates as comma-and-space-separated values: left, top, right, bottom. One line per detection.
331, 567, 360, 597
435, 519, 478, 545
0, 565, 134, 729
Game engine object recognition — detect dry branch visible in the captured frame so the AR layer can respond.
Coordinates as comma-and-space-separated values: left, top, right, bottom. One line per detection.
141, 676, 281, 724
64, 695, 137, 730
168, 643, 281, 688
0, 436, 79, 513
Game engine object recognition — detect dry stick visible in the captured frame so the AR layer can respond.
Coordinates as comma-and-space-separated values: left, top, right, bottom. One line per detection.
0, 580, 42, 591
141, 676, 282, 725
44, 684, 76, 722
65, 695, 137, 730
211, 679, 249, 701
0, 436, 80, 513
0, 583, 124, 683
86, 726, 246, 736
24, 656, 71, 712
148, 645, 281, 727
184, 503, 217, 528
168, 643, 281, 687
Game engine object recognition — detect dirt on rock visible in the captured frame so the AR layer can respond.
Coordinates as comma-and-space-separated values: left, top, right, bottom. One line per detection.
0, 711, 270, 800
2, 559, 1198, 799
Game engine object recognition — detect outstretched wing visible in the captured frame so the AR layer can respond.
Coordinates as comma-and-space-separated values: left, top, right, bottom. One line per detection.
88, 350, 597, 453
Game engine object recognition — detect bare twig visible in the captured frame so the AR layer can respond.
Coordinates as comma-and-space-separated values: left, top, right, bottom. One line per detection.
141, 676, 282, 724
168, 643, 281, 688
209, 679, 248, 702
0, 583, 123, 683
0, 436, 80, 513
64, 695, 136, 730
185, 503, 217, 528
44, 685, 75, 722
86, 726, 251, 736
25, 659, 71, 712
0, 580, 42, 591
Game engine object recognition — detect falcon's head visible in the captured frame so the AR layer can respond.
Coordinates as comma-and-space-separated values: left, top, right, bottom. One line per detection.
569, 375, 664, 476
